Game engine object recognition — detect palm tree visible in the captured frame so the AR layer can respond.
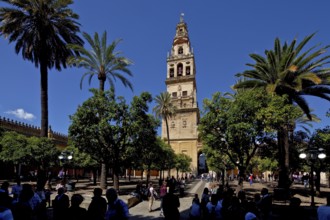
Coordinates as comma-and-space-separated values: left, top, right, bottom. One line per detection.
67, 31, 133, 189
234, 33, 330, 188
0, 0, 83, 138
67, 31, 133, 92
153, 92, 177, 145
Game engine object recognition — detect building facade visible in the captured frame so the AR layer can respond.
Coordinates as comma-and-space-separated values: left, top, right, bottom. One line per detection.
162, 15, 203, 175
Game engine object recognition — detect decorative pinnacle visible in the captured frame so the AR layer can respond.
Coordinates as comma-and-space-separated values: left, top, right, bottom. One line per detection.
180, 13, 184, 22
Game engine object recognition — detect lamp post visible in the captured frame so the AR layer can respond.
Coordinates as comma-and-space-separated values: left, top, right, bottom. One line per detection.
299, 147, 326, 207
58, 151, 73, 181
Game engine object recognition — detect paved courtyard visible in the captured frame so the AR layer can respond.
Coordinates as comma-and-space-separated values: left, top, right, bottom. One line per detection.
46, 177, 329, 219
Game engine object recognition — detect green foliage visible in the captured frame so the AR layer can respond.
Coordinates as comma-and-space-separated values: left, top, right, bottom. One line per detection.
65, 144, 98, 169
199, 89, 271, 176
310, 127, 330, 171
155, 139, 176, 171
203, 146, 230, 173
175, 153, 192, 173
0, 0, 83, 136
69, 89, 130, 166
125, 92, 160, 173
153, 92, 177, 144
69, 89, 160, 187
234, 33, 330, 120
255, 157, 278, 173
67, 31, 133, 92
256, 94, 302, 132
0, 131, 28, 164
0, 131, 59, 169
27, 136, 59, 169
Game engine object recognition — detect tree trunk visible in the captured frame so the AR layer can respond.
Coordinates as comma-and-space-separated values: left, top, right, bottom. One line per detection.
146, 169, 150, 187
100, 163, 107, 189
165, 117, 170, 145
40, 60, 48, 138
92, 168, 97, 185
277, 126, 290, 189
36, 168, 47, 190
113, 168, 120, 191
221, 168, 225, 186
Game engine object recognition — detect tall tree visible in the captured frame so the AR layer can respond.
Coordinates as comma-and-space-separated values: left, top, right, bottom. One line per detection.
153, 92, 177, 145
127, 92, 160, 184
234, 34, 330, 188
199, 89, 273, 184
67, 31, 133, 187
0, 0, 83, 137
67, 31, 133, 92
69, 89, 130, 190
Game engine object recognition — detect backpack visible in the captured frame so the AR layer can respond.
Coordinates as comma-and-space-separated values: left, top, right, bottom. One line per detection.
147, 188, 152, 197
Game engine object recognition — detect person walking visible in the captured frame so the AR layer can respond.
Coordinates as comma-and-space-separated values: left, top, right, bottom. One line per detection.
147, 183, 158, 212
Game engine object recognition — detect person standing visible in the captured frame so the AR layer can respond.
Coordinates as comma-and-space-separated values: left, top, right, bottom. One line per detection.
162, 187, 180, 220
67, 194, 87, 220
159, 181, 167, 216
318, 195, 330, 220
249, 174, 253, 186
105, 188, 129, 220
11, 179, 22, 202
257, 188, 272, 220
88, 188, 107, 220
53, 187, 69, 220
0, 192, 14, 220
189, 194, 201, 220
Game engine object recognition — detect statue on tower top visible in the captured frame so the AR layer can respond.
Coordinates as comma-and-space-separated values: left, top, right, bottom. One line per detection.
180, 13, 184, 22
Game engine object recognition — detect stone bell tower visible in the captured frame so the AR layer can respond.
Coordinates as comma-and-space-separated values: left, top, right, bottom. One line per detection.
162, 14, 202, 175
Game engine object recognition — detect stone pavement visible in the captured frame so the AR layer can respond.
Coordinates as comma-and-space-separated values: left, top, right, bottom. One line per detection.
127, 179, 208, 220
47, 178, 208, 219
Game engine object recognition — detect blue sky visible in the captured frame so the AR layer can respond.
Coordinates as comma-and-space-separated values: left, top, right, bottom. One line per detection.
0, 0, 329, 135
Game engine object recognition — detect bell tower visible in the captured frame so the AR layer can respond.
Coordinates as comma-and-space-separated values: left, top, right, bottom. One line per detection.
163, 14, 201, 175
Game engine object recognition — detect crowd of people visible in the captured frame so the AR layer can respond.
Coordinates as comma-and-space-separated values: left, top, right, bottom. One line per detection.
188, 184, 273, 220
2, 175, 330, 220
0, 180, 129, 220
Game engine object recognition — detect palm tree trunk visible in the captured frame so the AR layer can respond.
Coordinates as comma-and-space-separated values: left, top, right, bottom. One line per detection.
165, 117, 170, 145
40, 61, 48, 137
278, 126, 290, 189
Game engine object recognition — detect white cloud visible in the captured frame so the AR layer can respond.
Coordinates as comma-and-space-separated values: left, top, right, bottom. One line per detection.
5, 108, 36, 121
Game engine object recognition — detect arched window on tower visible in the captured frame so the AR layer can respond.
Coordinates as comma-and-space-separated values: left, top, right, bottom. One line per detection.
170, 68, 174, 77
177, 63, 183, 76
186, 66, 191, 75
178, 47, 183, 55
